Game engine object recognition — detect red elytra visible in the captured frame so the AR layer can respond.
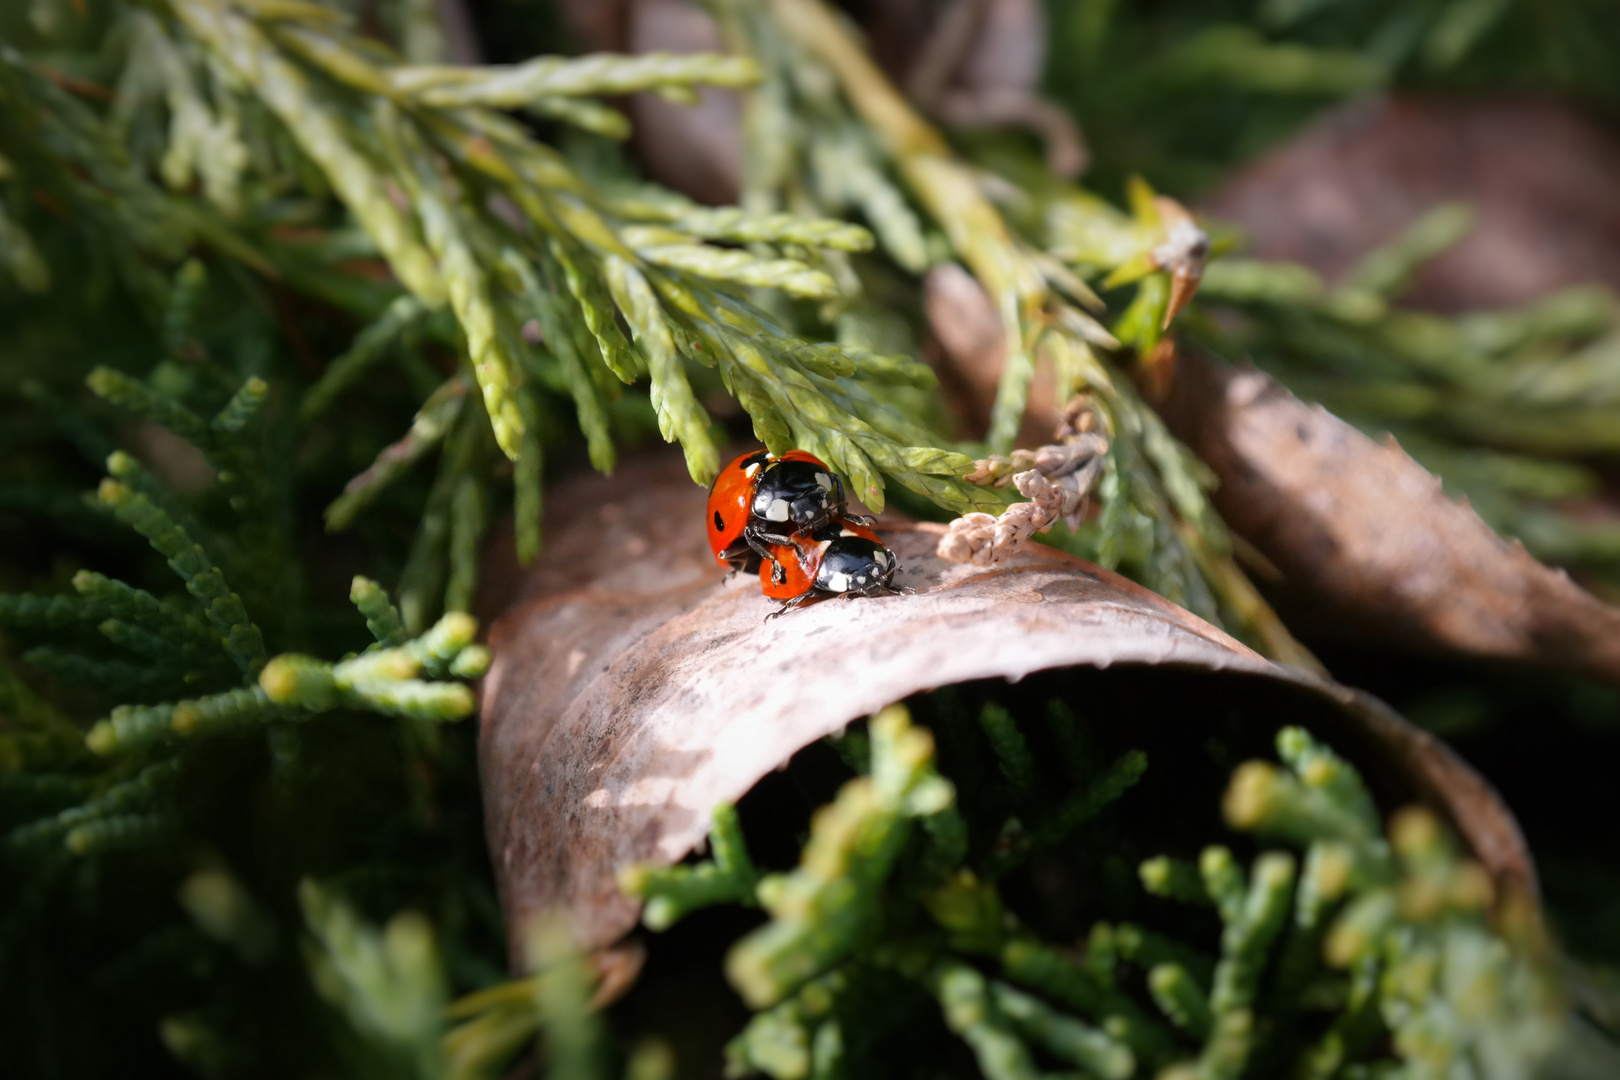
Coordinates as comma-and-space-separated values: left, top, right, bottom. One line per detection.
705, 449, 848, 573
758, 518, 881, 600
705, 450, 771, 572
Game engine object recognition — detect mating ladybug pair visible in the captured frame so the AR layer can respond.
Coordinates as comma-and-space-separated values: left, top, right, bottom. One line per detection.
706, 449, 905, 618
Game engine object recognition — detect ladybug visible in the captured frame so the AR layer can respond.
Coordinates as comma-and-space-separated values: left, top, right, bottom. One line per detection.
707, 450, 772, 573
759, 517, 904, 619
706, 449, 868, 573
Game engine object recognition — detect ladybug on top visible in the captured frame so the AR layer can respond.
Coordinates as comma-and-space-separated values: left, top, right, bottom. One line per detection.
706, 449, 904, 618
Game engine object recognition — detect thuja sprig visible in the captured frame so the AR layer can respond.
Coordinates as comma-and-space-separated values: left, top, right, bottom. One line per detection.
257, 613, 486, 721
299, 880, 449, 1080
0, 572, 215, 656
724, 705, 956, 1010
0, 47, 194, 271
1136, 727, 1563, 1079
663, 284, 998, 513
997, 936, 1177, 1065
928, 960, 1043, 1080
709, 0, 1310, 662
8, 759, 183, 855
619, 804, 760, 931
141, 0, 1004, 560
0, 665, 82, 772
66, 437, 489, 755
723, 969, 852, 1080
82, 611, 487, 755
0, 199, 49, 294
389, 50, 760, 109
88, 361, 271, 516
351, 575, 408, 649
989, 980, 1135, 1079
86, 366, 212, 445
97, 473, 267, 675
625, 698, 1563, 1080
983, 749, 1147, 878
441, 915, 678, 1080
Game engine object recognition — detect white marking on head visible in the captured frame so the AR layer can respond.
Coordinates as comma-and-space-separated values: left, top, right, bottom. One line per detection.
766, 498, 791, 522
814, 472, 833, 491
825, 572, 851, 592
743, 462, 761, 478
873, 550, 889, 568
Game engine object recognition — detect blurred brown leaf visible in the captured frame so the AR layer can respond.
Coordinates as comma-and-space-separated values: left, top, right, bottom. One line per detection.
479, 450, 1532, 962
1157, 351, 1620, 684
1204, 96, 1620, 311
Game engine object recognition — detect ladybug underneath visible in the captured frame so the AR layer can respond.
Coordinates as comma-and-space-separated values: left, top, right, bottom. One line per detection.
759, 518, 905, 619
705, 449, 869, 574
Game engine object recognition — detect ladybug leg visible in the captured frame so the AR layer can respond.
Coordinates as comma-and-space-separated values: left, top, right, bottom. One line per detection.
749, 528, 795, 548
761, 595, 806, 621
842, 514, 875, 527
744, 529, 781, 565
763, 591, 815, 622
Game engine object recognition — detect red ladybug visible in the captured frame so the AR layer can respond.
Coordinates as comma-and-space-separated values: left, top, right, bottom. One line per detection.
706, 449, 868, 573
707, 450, 772, 573
759, 517, 904, 619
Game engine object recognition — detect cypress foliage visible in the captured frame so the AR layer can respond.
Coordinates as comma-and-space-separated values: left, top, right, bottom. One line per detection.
1, 1, 1611, 1077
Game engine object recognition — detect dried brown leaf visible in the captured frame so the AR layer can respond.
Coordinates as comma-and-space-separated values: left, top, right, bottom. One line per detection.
479, 450, 1533, 963
1157, 351, 1620, 683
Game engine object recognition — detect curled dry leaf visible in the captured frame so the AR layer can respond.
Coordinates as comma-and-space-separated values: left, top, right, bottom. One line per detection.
479, 450, 1533, 963
1157, 351, 1620, 684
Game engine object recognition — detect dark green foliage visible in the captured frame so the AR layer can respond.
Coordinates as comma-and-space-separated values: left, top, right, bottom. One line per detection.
2, 1, 1617, 1078
621, 693, 1564, 1080
1, 206, 495, 1077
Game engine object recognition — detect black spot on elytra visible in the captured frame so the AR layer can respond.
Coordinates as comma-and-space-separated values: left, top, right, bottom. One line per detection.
713, 510, 725, 530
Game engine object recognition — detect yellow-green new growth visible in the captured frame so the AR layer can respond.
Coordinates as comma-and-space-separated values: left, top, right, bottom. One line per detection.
392, 51, 760, 107
725, 704, 954, 1009
377, 103, 526, 459
300, 881, 449, 1080
620, 804, 759, 931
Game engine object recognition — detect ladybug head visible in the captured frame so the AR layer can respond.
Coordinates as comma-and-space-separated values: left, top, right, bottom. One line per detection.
750, 459, 845, 530
814, 536, 899, 596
